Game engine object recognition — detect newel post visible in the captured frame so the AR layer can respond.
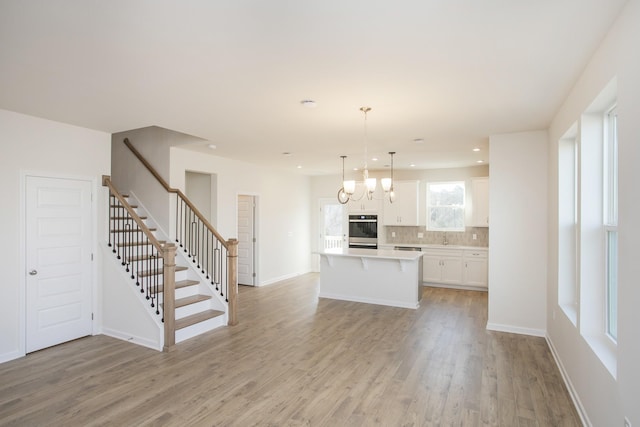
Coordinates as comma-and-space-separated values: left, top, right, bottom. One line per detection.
227, 238, 239, 326
162, 243, 177, 352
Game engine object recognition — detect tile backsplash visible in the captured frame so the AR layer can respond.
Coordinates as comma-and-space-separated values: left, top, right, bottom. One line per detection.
384, 226, 489, 247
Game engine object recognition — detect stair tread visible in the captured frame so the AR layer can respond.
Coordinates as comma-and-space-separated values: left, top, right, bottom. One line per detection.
157, 279, 199, 294
139, 265, 187, 277
111, 217, 148, 221
176, 279, 199, 288
175, 310, 224, 330
110, 204, 138, 208
111, 228, 157, 232
175, 294, 211, 308
128, 254, 164, 262
117, 240, 166, 247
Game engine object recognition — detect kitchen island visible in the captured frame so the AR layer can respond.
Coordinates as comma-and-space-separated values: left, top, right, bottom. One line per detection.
318, 248, 424, 309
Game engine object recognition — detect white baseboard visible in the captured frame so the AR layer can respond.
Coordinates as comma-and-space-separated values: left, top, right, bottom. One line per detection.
545, 335, 592, 427
0, 349, 24, 364
101, 328, 162, 352
259, 271, 305, 287
486, 322, 546, 337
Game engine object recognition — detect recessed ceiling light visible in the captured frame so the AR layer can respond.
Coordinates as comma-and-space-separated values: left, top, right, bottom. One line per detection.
477, 160, 484, 163
472, 147, 480, 152
413, 138, 424, 144
372, 157, 378, 162
353, 167, 359, 171
297, 165, 302, 169
410, 163, 416, 167
300, 100, 317, 108
282, 152, 292, 156
208, 144, 217, 149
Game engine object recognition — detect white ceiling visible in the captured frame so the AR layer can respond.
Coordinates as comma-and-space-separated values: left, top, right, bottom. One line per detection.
0, 0, 628, 175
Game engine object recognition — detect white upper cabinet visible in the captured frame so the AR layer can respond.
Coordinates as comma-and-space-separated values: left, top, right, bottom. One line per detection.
383, 180, 420, 226
470, 177, 489, 227
347, 183, 382, 213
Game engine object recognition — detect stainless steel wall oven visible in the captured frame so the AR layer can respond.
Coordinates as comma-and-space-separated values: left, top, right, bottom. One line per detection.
348, 214, 378, 249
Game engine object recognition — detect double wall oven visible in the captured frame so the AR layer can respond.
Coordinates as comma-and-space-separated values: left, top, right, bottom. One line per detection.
348, 214, 378, 249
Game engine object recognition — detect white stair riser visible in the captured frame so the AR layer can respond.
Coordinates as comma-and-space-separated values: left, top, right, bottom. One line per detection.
175, 299, 212, 319
175, 316, 226, 343
176, 285, 199, 299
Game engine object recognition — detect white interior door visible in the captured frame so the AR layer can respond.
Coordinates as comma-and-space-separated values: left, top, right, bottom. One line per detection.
237, 195, 256, 286
26, 176, 93, 353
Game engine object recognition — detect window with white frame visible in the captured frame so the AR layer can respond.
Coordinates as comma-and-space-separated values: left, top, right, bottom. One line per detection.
426, 181, 465, 231
558, 128, 579, 324
559, 79, 618, 377
604, 105, 618, 341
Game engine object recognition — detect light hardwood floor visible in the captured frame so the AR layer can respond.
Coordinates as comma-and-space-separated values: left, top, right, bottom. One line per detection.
0, 273, 581, 426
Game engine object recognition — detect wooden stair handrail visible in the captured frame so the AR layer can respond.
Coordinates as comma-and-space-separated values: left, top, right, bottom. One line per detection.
122, 137, 228, 249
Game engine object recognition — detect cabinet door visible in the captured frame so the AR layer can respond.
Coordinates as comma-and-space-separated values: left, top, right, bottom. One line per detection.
471, 177, 489, 227
383, 181, 420, 225
422, 255, 442, 283
440, 257, 463, 284
382, 194, 399, 225
348, 183, 381, 213
464, 258, 488, 287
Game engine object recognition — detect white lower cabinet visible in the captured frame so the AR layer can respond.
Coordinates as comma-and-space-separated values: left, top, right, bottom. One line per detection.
422, 249, 463, 285
462, 250, 488, 288
422, 247, 488, 289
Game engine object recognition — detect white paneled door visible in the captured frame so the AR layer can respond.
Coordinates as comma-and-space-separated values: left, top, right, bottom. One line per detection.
25, 176, 93, 353
237, 195, 256, 286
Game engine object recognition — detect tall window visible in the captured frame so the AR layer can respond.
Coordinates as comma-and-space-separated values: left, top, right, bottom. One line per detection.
558, 129, 578, 324
604, 105, 618, 341
427, 181, 465, 231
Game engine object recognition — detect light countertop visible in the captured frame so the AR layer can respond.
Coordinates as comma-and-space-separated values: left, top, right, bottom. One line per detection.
378, 243, 488, 251
320, 248, 424, 261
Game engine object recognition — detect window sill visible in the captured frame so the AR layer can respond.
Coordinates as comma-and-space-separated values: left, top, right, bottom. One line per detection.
559, 303, 578, 326
583, 333, 617, 379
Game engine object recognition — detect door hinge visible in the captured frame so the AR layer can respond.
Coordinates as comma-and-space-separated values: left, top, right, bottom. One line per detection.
252, 272, 256, 277
253, 237, 256, 243
91, 313, 94, 320
91, 253, 94, 261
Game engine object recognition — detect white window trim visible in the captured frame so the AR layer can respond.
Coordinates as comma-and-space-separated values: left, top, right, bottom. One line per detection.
426, 181, 466, 232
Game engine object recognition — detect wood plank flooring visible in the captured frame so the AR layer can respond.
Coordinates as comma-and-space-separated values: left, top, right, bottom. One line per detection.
0, 273, 581, 426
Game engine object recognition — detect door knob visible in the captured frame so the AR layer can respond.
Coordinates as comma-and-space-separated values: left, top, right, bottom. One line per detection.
29, 270, 38, 276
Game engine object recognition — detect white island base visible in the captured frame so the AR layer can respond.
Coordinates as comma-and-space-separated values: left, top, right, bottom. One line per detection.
318, 248, 424, 309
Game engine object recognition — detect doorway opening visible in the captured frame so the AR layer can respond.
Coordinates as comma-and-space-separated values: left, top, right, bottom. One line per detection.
185, 171, 217, 226
319, 198, 347, 251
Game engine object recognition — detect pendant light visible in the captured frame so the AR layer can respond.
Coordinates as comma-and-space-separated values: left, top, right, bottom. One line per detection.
336, 107, 396, 204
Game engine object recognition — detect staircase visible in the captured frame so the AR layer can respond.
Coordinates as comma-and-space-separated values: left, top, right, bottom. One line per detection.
103, 174, 238, 351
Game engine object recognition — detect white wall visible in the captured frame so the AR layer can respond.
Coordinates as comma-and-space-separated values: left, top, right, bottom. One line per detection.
170, 147, 311, 285
547, 0, 640, 425
488, 131, 548, 336
0, 109, 111, 363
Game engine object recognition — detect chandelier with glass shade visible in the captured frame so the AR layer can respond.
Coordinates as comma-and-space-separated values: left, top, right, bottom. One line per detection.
337, 107, 396, 204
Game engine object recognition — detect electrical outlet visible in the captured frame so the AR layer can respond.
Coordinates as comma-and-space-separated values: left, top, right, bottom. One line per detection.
624, 417, 631, 427
391, 231, 396, 238
417, 232, 424, 238
472, 233, 477, 240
